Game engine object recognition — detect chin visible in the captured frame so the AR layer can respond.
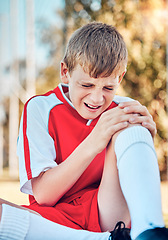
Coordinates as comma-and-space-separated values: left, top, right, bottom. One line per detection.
82, 112, 100, 120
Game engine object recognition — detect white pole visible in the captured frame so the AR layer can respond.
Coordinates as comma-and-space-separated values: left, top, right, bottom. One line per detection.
0, 14, 8, 176
26, 0, 36, 97
0, 15, 4, 176
0, 125, 3, 175
9, 0, 19, 178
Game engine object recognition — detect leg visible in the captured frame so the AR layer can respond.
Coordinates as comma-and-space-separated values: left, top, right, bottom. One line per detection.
0, 200, 110, 240
98, 125, 165, 238
114, 126, 165, 239
0, 198, 40, 216
98, 129, 131, 232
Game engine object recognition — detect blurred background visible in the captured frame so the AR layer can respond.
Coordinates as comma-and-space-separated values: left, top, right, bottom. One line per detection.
0, 0, 168, 223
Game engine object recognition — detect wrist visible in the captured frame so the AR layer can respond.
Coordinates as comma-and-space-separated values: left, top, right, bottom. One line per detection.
83, 134, 101, 157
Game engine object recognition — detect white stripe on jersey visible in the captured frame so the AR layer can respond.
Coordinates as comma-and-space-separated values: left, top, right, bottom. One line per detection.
17, 93, 63, 195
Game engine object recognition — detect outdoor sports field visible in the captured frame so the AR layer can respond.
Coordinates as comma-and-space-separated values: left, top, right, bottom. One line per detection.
0, 172, 168, 227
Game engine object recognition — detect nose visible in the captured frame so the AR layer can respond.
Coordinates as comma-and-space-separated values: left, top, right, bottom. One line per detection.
89, 88, 104, 105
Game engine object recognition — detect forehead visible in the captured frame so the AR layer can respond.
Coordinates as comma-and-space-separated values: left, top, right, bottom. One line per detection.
72, 64, 119, 84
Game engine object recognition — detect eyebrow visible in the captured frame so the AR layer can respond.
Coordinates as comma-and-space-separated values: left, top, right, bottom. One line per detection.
77, 73, 119, 85
104, 83, 116, 87
78, 80, 93, 85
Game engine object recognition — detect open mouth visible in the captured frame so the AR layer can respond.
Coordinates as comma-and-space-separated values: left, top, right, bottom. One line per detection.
84, 103, 101, 110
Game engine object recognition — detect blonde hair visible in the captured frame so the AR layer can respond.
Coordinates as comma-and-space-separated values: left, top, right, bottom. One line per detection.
63, 22, 127, 78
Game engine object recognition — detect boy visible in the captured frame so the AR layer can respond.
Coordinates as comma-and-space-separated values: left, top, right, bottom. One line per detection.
0, 22, 168, 240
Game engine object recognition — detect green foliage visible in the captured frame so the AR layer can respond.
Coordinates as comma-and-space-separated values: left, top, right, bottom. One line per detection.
39, 0, 167, 179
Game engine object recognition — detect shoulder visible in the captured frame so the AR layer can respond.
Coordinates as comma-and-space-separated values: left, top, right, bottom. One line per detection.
25, 91, 63, 117
113, 95, 134, 104
27, 91, 62, 111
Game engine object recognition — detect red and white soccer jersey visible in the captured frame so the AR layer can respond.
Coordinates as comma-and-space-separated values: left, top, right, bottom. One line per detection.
17, 83, 132, 231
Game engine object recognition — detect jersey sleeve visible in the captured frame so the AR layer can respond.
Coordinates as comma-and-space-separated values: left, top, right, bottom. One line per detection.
17, 94, 61, 195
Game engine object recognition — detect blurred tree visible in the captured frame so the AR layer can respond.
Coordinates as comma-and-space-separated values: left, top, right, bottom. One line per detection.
38, 0, 167, 179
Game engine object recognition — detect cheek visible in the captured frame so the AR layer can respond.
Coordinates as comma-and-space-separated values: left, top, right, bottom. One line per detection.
69, 89, 83, 105
73, 88, 87, 100
106, 92, 115, 103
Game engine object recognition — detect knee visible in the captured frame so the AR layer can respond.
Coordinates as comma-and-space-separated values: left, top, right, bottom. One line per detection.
112, 123, 141, 146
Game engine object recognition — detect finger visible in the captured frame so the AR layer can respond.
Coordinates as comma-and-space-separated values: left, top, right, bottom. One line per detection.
118, 101, 145, 114
142, 122, 157, 138
103, 107, 136, 122
128, 116, 157, 138
119, 101, 153, 118
109, 113, 141, 125
123, 105, 152, 117
129, 115, 154, 124
109, 121, 129, 135
118, 100, 140, 108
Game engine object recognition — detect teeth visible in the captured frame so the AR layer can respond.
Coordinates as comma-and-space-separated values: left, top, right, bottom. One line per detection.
86, 103, 99, 109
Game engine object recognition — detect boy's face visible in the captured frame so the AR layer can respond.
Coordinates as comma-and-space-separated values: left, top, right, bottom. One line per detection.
61, 63, 124, 120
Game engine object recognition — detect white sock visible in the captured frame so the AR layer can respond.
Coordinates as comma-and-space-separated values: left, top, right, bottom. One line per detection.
115, 126, 165, 239
0, 204, 29, 240
0, 204, 110, 240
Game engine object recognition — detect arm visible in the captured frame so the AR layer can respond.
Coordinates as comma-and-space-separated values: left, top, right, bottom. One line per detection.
32, 101, 156, 206
32, 136, 98, 206
32, 106, 135, 206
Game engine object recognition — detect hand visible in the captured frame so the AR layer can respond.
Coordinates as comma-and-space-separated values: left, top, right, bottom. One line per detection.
87, 106, 138, 154
118, 101, 157, 139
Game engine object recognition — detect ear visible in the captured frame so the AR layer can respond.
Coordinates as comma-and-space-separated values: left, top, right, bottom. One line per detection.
60, 62, 69, 84
118, 71, 126, 84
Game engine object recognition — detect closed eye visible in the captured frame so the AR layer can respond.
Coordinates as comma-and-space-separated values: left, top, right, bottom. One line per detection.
81, 84, 114, 90
82, 84, 93, 88
104, 87, 114, 91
